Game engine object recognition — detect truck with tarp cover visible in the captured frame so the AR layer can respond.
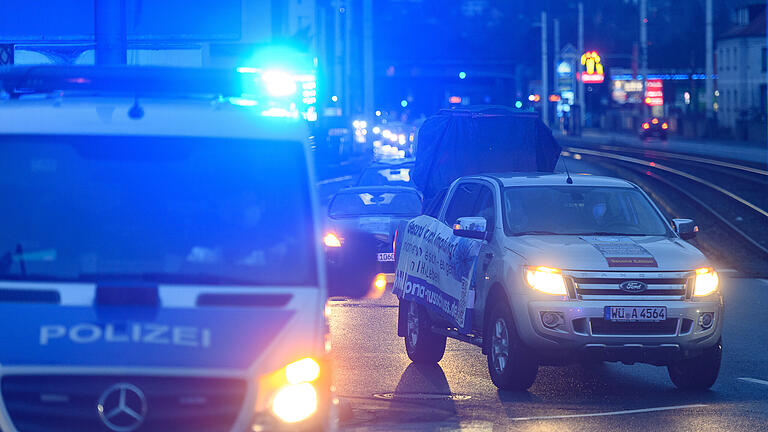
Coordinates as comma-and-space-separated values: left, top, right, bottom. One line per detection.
411, 106, 562, 212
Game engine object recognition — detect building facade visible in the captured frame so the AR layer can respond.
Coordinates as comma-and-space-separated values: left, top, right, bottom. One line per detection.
716, 4, 766, 139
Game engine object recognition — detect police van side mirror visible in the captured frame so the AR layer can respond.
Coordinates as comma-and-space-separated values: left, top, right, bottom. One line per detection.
672, 218, 698, 240
453, 217, 489, 240
326, 230, 382, 299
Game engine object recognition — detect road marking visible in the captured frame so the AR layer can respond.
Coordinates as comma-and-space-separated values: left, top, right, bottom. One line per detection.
317, 175, 355, 186
738, 377, 768, 386
566, 147, 768, 219
509, 404, 707, 421
596, 145, 768, 176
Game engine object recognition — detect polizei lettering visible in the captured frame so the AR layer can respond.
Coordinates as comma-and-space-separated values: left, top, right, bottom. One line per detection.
39, 323, 212, 348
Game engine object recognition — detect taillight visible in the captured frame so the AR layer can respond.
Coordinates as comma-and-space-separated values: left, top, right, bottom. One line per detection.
642, 122, 650, 130
661, 122, 669, 130
392, 229, 398, 256
651, 118, 659, 125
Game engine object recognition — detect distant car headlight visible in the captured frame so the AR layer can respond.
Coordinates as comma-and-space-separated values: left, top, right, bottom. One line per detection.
524, 266, 568, 296
693, 268, 719, 297
323, 232, 342, 248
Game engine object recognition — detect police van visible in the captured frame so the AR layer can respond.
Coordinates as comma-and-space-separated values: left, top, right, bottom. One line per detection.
0, 66, 375, 432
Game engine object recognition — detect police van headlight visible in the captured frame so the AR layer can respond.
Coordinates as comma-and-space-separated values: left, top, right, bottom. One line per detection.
272, 358, 320, 423
255, 357, 324, 428
272, 383, 318, 423
524, 266, 567, 296
693, 268, 719, 297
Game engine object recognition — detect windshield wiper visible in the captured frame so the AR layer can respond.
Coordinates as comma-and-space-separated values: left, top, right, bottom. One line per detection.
510, 230, 565, 236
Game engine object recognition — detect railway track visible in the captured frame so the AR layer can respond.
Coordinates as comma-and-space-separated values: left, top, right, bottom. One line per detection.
561, 145, 768, 261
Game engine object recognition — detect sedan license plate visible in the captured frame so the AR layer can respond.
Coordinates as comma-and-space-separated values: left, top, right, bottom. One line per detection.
377, 253, 395, 262
605, 306, 667, 322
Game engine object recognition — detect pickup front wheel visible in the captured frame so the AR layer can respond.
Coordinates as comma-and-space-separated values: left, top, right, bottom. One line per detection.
668, 338, 722, 390
486, 303, 538, 391
404, 300, 446, 364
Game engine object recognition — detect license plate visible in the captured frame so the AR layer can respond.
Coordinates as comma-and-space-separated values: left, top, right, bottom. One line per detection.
605, 306, 667, 322
377, 253, 395, 262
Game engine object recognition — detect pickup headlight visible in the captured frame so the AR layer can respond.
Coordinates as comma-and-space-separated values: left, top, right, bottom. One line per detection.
524, 266, 567, 296
693, 268, 719, 297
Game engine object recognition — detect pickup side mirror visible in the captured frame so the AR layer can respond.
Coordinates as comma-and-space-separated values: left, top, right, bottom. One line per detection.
672, 218, 698, 240
326, 230, 382, 299
453, 217, 488, 240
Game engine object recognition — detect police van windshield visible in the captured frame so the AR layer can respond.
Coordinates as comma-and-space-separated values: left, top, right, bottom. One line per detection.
504, 186, 671, 237
0, 135, 317, 286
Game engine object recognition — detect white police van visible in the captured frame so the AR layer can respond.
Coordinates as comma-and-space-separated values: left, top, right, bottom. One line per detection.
0, 66, 374, 432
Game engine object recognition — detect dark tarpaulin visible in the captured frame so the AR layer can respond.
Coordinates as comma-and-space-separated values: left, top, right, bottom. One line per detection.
413, 106, 561, 204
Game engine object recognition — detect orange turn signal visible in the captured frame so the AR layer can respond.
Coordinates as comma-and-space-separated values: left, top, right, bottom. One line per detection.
323, 233, 342, 248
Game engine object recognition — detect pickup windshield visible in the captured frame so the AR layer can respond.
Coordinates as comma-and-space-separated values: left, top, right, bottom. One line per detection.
0, 135, 317, 286
504, 186, 670, 236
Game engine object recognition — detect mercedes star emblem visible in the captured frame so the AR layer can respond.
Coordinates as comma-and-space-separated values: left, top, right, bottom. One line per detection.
97, 382, 148, 432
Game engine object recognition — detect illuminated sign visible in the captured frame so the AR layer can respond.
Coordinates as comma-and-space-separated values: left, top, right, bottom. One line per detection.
644, 79, 663, 106
580, 51, 604, 84
548, 94, 561, 102
612, 80, 644, 104
449, 96, 462, 104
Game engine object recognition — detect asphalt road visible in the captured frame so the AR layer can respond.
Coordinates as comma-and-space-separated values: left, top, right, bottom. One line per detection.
329, 277, 768, 432
324, 142, 768, 431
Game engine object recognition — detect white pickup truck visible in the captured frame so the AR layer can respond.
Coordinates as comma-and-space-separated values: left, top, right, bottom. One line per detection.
394, 172, 723, 391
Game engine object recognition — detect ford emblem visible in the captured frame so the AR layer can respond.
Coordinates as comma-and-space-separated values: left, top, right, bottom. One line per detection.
619, 280, 648, 293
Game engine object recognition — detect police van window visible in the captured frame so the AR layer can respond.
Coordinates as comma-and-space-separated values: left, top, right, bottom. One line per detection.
0, 135, 318, 287
443, 182, 480, 226
474, 185, 496, 231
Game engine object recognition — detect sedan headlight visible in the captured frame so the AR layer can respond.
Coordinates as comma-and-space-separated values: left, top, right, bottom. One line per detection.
693, 268, 719, 297
524, 266, 567, 296
323, 233, 342, 248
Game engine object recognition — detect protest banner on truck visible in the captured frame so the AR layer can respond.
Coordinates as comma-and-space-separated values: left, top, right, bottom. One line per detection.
392, 215, 482, 333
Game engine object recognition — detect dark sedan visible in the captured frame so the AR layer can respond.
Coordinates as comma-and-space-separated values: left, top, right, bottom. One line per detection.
324, 186, 422, 295
640, 117, 669, 141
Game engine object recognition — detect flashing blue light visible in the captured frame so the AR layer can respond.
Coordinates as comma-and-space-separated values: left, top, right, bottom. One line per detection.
459, 71, 467, 79
228, 97, 259, 107
261, 107, 298, 118
261, 70, 298, 97
514, 101, 523, 109
400, 99, 408, 107
236, 67, 259, 74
